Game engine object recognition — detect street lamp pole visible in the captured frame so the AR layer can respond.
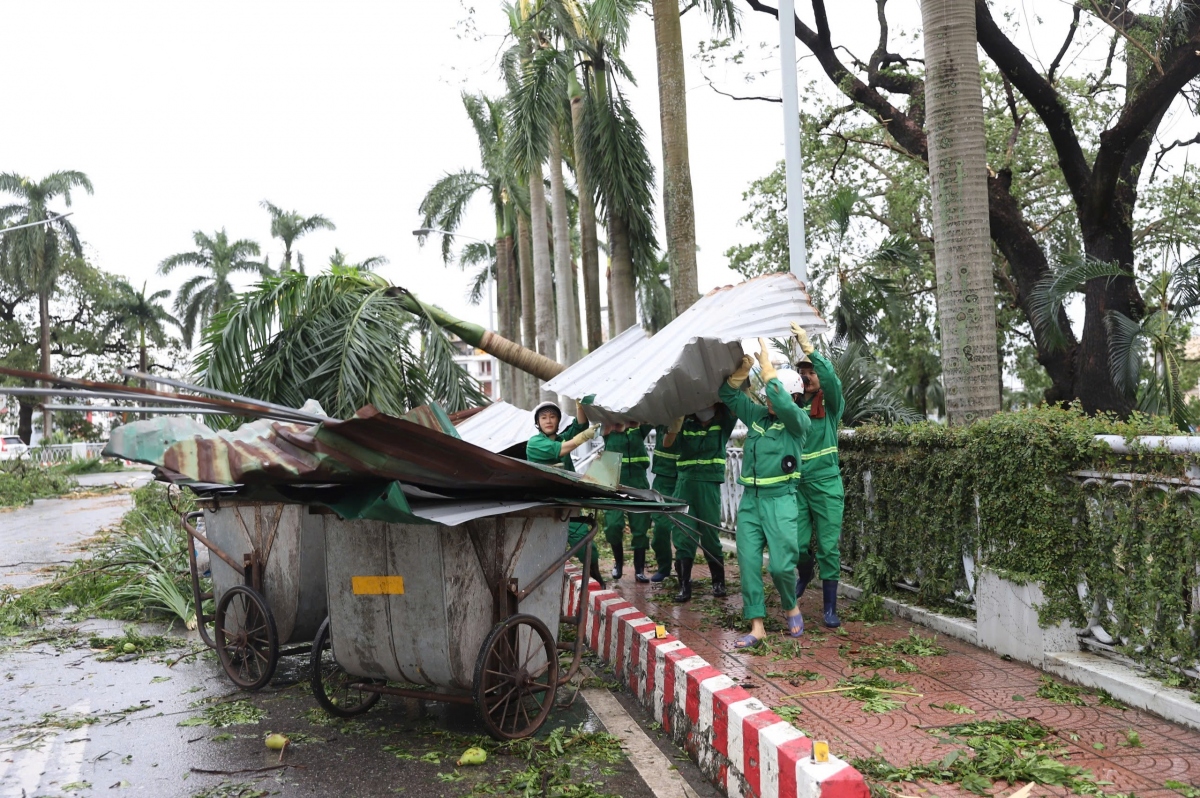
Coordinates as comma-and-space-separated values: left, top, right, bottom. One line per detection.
0, 213, 74, 235
413, 227, 500, 400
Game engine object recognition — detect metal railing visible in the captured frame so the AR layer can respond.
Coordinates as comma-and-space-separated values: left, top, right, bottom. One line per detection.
30, 442, 108, 465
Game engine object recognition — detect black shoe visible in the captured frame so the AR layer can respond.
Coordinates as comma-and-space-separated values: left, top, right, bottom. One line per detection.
611, 543, 624, 580
707, 557, 727, 597
633, 548, 649, 583
795, 558, 815, 600
822, 579, 842, 628
673, 559, 693, 603
649, 562, 672, 583
588, 559, 606, 590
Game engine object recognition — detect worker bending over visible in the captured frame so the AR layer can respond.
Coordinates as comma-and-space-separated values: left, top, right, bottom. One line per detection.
648, 422, 683, 583
719, 339, 811, 649
791, 323, 846, 627
601, 422, 653, 581
525, 400, 604, 587
664, 404, 735, 602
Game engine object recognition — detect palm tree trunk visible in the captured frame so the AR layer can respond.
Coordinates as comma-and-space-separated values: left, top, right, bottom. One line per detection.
650, 0, 700, 316
495, 234, 519, 403
39, 288, 52, 439
920, 0, 1000, 424
608, 212, 638, 334
17, 400, 34, 445
528, 164, 556, 402
516, 212, 538, 407
570, 72, 603, 351
548, 129, 580, 370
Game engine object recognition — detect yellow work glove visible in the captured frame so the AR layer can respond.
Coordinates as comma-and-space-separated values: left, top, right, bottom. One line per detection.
790, 322, 815, 355
757, 338, 778, 384
569, 425, 598, 447
667, 416, 684, 435
726, 354, 754, 389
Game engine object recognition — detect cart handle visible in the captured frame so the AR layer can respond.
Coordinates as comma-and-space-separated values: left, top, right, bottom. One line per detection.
182, 510, 244, 573
514, 518, 598, 603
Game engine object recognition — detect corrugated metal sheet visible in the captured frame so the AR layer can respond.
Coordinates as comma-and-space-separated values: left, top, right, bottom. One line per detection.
544, 273, 828, 425
454, 401, 534, 454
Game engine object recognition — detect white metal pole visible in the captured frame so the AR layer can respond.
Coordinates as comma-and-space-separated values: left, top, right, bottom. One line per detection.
778, 0, 808, 283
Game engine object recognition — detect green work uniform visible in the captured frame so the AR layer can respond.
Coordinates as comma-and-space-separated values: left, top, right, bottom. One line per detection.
719, 378, 811, 620
673, 411, 736, 563
796, 350, 845, 582
526, 419, 597, 566
601, 425, 652, 550
650, 425, 682, 574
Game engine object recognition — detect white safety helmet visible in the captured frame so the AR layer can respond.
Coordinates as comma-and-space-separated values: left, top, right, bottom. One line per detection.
775, 368, 805, 397
532, 400, 563, 427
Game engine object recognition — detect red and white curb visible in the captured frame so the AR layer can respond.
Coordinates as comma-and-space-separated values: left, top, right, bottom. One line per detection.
563, 567, 869, 798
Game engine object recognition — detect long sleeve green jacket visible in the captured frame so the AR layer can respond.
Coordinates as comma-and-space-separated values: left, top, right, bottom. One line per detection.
800, 350, 844, 483
719, 377, 811, 496
525, 418, 587, 472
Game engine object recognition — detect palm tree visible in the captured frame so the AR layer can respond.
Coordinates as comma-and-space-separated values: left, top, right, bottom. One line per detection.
419, 92, 528, 406
649, 0, 739, 316
328, 248, 389, 270
0, 170, 93, 438
194, 268, 488, 421
259, 201, 335, 274
158, 229, 268, 346
569, 68, 603, 350
101, 281, 180, 384
920, 0, 1000, 423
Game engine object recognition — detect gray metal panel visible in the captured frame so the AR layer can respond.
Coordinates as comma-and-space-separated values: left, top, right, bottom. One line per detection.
454, 401, 534, 453
544, 273, 828, 425
323, 514, 565, 691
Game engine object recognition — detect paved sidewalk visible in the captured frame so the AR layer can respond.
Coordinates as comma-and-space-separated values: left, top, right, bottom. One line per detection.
603, 558, 1200, 798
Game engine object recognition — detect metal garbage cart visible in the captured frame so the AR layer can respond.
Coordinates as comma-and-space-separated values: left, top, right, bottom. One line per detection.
310, 508, 596, 740
183, 500, 328, 690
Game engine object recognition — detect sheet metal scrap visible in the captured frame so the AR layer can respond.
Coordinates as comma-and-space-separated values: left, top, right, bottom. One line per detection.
543, 272, 828, 425
454, 400, 541, 455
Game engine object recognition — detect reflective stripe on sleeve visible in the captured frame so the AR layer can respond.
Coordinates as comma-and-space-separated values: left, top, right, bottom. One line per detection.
800, 446, 839, 461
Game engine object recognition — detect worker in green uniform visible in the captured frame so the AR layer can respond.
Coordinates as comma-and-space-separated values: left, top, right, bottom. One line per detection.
790, 323, 846, 627
648, 420, 683, 583
525, 400, 604, 587
601, 422, 653, 581
718, 339, 812, 649
666, 404, 736, 602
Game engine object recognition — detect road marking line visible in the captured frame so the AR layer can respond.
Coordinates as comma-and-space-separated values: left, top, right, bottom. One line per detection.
581, 685, 701, 798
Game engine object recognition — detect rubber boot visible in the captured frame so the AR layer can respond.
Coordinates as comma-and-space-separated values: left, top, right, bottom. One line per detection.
822, 580, 842, 628
795, 558, 814, 601
673, 559, 693, 603
610, 543, 624, 580
707, 556, 727, 597
633, 548, 649, 583
650, 559, 672, 583
588, 558, 607, 590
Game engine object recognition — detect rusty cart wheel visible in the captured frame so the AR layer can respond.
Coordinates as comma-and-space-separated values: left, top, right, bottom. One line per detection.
310, 617, 382, 718
213, 585, 279, 691
473, 613, 559, 740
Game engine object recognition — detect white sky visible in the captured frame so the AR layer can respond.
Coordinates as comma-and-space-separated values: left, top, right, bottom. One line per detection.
4, 0, 1184, 350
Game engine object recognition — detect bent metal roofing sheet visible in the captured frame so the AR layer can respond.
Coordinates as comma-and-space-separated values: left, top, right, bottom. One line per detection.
543, 273, 828, 425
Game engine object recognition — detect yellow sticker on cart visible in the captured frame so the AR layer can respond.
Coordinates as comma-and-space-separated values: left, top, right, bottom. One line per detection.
352, 576, 405, 595
812, 740, 830, 763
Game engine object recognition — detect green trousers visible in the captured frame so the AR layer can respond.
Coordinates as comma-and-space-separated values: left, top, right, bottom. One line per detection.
735, 489, 805, 620
796, 475, 844, 581
673, 475, 724, 563
650, 474, 677, 573
603, 508, 650, 549
568, 520, 599, 566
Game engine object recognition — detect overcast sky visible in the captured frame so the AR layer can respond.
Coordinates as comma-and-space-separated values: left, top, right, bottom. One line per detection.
4, 0, 1155, 346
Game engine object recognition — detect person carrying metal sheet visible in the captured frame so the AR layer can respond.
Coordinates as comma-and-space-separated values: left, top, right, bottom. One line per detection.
648, 421, 683, 583
790, 323, 846, 628
718, 339, 812, 649
664, 404, 735, 602
526, 400, 605, 587
600, 422, 653, 581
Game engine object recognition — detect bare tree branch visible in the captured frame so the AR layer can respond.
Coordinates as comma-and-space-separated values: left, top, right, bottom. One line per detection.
701, 72, 781, 102
1150, 131, 1200, 182
1048, 3, 1082, 83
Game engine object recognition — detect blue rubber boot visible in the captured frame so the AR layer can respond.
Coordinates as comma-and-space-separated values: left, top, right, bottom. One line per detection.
822, 580, 842, 628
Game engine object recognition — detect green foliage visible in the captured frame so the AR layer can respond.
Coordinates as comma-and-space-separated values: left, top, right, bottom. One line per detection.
179, 700, 266, 728
0, 460, 74, 507
836, 674, 913, 713
158, 228, 269, 346
1036, 676, 1088, 706
840, 405, 1198, 676
87, 625, 178, 661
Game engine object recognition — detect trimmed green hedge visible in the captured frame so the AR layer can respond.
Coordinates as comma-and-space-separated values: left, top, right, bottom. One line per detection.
840, 406, 1200, 675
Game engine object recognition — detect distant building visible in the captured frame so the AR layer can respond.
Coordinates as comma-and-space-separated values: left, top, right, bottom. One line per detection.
449, 336, 497, 399
1187, 336, 1200, 403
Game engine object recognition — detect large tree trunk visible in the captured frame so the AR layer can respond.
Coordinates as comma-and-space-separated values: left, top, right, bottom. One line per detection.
17, 400, 33, 445
570, 73, 603, 352
608, 213, 638, 335
528, 165, 556, 402
548, 129, 580, 369
650, 0, 699, 317
495, 234, 518, 403
516, 212, 538, 408
921, 0, 1000, 424
39, 288, 52, 440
